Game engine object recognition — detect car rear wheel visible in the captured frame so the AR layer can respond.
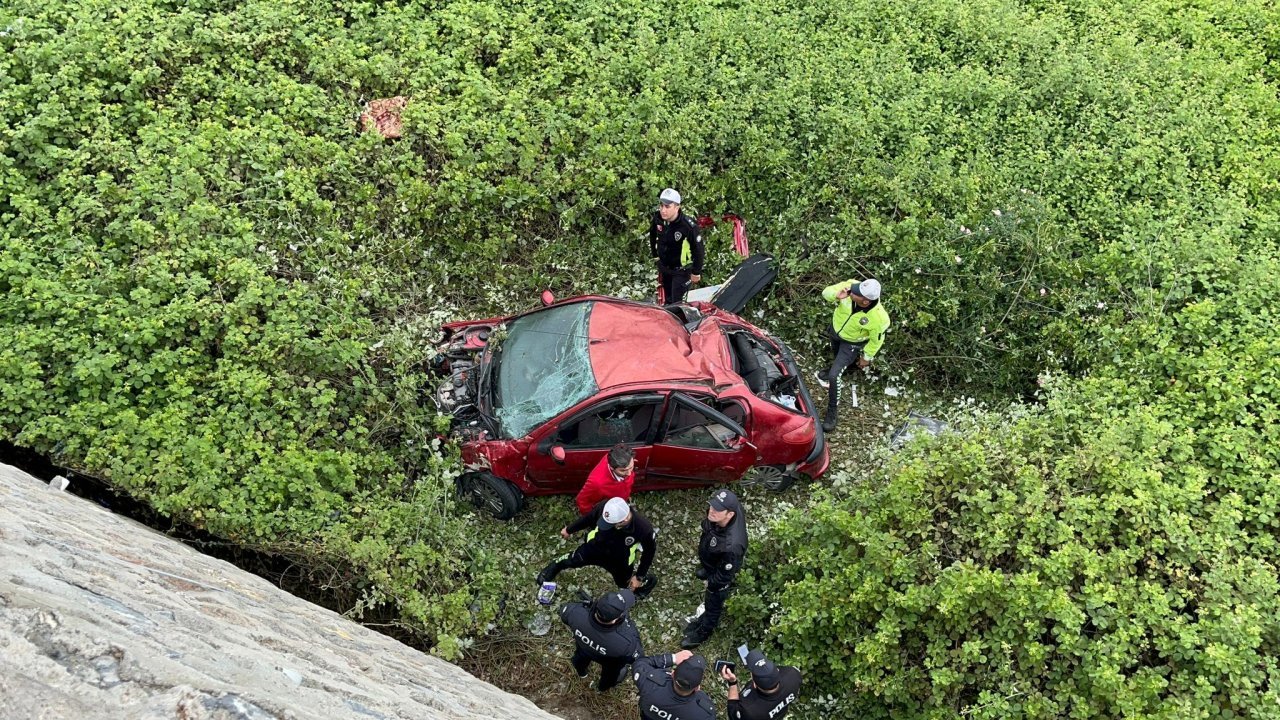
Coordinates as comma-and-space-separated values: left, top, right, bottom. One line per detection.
457, 471, 524, 520
739, 464, 797, 492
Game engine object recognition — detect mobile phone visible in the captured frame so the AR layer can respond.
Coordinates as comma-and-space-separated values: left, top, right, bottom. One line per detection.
737, 644, 750, 663
714, 660, 736, 675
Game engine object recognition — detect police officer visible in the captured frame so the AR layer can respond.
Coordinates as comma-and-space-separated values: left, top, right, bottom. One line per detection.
559, 588, 644, 692
719, 649, 802, 720
681, 489, 746, 648
649, 188, 705, 304
813, 278, 890, 432
634, 650, 716, 720
537, 497, 659, 597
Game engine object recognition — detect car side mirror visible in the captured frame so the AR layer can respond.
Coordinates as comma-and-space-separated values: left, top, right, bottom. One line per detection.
541, 290, 555, 306
550, 445, 566, 464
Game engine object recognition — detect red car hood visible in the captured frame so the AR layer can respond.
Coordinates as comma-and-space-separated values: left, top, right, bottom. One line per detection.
588, 301, 738, 390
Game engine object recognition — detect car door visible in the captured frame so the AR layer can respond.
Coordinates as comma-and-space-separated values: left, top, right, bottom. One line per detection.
709, 253, 777, 313
644, 392, 757, 488
524, 393, 664, 492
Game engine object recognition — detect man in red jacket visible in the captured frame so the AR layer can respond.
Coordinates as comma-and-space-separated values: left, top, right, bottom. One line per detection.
576, 445, 636, 515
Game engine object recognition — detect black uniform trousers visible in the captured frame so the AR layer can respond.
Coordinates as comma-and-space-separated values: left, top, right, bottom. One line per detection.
542, 546, 634, 589
686, 583, 733, 641
822, 326, 867, 412
571, 646, 631, 692
660, 266, 693, 305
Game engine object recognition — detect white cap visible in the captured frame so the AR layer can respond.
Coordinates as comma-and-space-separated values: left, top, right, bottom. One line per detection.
855, 278, 881, 301
659, 188, 682, 205
602, 497, 631, 524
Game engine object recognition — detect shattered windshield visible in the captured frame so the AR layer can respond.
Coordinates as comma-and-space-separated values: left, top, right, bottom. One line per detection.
494, 302, 598, 438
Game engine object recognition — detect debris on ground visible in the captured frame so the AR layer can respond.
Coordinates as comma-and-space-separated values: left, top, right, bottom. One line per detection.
359, 96, 408, 139
890, 410, 948, 450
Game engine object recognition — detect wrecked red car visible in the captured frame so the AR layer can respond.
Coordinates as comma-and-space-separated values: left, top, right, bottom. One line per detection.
433, 261, 828, 519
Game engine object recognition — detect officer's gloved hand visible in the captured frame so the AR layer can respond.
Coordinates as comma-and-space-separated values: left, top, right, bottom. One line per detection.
695, 566, 709, 581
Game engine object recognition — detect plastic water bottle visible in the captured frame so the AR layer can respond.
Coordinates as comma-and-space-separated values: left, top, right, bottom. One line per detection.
537, 582, 558, 605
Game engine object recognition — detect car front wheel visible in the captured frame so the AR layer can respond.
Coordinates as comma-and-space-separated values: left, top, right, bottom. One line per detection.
457, 471, 525, 520
739, 464, 798, 492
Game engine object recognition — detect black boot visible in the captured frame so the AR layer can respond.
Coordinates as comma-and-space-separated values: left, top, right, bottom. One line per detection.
680, 619, 708, 649
822, 408, 837, 433
681, 628, 708, 649
536, 560, 561, 586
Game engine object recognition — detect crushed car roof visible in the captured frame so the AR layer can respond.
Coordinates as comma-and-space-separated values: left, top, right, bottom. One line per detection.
586, 300, 742, 391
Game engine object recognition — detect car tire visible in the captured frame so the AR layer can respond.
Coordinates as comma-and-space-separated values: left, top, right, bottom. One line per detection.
740, 464, 797, 492
457, 471, 524, 520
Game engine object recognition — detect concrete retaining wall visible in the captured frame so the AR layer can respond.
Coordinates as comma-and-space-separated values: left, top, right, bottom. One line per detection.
0, 463, 562, 720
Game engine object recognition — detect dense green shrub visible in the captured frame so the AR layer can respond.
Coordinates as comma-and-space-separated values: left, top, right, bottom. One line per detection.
2, 0, 1277, 679
748, 252, 1280, 717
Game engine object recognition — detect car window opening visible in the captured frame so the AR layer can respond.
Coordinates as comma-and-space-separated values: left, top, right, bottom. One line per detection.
665, 401, 740, 451
557, 398, 661, 448
726, 330, 803, 412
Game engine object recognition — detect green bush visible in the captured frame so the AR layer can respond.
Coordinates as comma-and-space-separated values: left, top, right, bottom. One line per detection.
2, 0, 1278, 678
751, 252, 1280, 718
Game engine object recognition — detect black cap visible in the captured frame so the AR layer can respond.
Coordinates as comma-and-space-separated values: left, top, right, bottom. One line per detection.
594, 589, 636, 622
674, 654, 706, 688
744, 650, 779, 688
709, 488, 739, 512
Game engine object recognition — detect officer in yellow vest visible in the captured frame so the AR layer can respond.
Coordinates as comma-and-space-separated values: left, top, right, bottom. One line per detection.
814, 278, 889, 431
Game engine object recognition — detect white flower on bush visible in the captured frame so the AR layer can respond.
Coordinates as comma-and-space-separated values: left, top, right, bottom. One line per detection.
954, 255, 963, 264
993, 208, 1003, 217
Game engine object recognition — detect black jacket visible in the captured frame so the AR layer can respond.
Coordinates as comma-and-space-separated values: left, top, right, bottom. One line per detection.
727, 666, 802, 720
565, 500, 658, 578
634, 654, 716, 720
649, 211, 705, 274
559, 600, 643, 662
698, 507, 747, 590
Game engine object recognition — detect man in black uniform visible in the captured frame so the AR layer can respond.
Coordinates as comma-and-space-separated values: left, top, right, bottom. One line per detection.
681, 489, 747, 648
537, 497, 659, 597
634, 650, 716, 720
649, 187, 705, 304
559, 588, 644, 692
719, 649, 802, 720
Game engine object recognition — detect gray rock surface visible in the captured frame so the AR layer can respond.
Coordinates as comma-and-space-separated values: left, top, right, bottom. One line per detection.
0, 463, 562, 720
